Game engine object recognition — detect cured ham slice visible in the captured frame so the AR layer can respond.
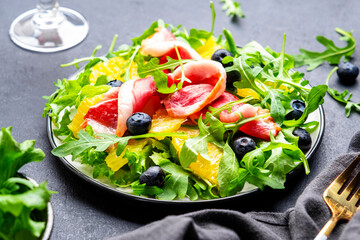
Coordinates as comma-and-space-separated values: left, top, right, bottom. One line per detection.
162, 60, 226, 117
82, 77, 159, 137
115, 80, 136, 137
189, 91, 281, 141
141, 27, 202, 60
80, 87, 121, 135
116, 77, 158, 137
240, 118, 281, 141
82, 98, 118, 135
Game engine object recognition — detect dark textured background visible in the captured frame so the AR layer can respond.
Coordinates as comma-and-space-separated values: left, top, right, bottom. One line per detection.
1, 0, 360, 239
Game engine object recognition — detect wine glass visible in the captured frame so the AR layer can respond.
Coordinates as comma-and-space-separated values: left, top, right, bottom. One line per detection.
9, 0, 89, 53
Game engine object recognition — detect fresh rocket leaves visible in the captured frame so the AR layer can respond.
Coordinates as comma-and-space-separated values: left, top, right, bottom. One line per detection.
132, 20, 165, 45
283, 85, 327, 127
292, 28, 356, 71
180, 113, 226, 168
52, 130, 187, 159
43, 71, 111, 122
220, 0, 245, 18
326, 67, 360, 117
136, 55, 193, 94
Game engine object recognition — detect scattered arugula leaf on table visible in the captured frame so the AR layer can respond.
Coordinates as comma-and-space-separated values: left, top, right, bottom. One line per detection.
220, 0, 245, 18
326, 67, 360, 117
292, 28, 356, 71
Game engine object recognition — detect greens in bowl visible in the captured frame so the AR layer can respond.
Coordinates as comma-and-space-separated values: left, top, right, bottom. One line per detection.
44, 18, 326, 202
0, 127, 54, 239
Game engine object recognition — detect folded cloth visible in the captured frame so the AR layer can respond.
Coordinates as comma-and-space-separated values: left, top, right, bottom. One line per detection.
108, 131, 360, 240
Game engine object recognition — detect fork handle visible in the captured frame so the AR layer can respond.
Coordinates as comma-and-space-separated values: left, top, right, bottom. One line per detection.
314, 217, 338, 240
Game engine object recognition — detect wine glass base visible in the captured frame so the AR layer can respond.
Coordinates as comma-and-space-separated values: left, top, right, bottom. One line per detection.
9, 7, 89, 53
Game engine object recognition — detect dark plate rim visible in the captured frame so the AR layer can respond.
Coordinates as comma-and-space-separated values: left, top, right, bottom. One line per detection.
46, 104, 325, 205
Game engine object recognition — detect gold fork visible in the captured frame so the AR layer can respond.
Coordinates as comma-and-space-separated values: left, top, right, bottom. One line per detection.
314, 154, 360, 240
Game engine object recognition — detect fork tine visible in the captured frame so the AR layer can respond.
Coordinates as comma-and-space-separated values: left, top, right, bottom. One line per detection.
350, 187, 360, 207
332, 155, 360, 192
345, 169, 360, 200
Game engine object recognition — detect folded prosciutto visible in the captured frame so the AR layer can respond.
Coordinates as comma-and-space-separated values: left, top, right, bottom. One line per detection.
189, 91, 281, 141
82, 77, 158, 137
162, 60, 226, 117
141, 27, 202, 61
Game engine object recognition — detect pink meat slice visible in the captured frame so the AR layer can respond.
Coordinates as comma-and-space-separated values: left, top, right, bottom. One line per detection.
141, 27, 201, 60
162, 60, 226, 117
116, 77, 158, 137
83, 98, 118, 135
82, 77, 158, 137
81, 87, 121, 135
188, 91, 281, 141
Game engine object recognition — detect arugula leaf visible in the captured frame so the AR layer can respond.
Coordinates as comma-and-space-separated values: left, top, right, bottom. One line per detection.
232, 54, 266, 98
220, 0, 245, 18
137, 56, 192, 77
123, 46, 140, 82
223, 29, 240, 56
283, 84, 327, 127
53, 109, 72, 138
262, 89, 289, 125
61, 45, 104, 69
43, 70, 111, 122
52, 130, 187, 159
151, 152, 190, 200
135, 55, 192, 94
326, 66, 360, 117
132, 20, 165, 45
180, 113, 226, 167
169, 2, 216, 50
217, 142, 241, 197
240, 131, 305, 190
263, 133, 307, 174
292, 28, 356, 71
132, 183, 163, 196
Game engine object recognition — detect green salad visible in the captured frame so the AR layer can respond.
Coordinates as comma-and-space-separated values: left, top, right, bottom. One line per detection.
0, 127, 53, 239
44, 9, 327, 201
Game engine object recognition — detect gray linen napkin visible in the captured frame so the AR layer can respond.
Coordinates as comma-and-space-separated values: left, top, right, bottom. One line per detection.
108, 131, 360, 240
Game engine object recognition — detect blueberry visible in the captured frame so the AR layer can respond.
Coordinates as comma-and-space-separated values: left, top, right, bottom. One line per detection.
285, 100, 306, 120
139, 166, 165, 187
126, 112, 152, 135
290, 100, 305, 112
293, 128, 312, 152
231, 136, 256, 160
226, 70, 241, 89
211, 49, 234, 68
106, 80, 123, 87
337, 62, 359, 85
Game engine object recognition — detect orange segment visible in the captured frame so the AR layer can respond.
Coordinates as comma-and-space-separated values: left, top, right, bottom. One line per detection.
149, 109, 187, 139
172, 128, 223, 186
89, 57, 139, 83
105, 139, 148, 172
68, 94, 104, 137
189, 144, 223, 186
236, 88, 260, 100
196, 36, 222, 60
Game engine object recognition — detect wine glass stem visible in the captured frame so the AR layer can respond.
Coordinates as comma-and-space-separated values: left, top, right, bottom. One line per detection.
38, 0, 57, 10
34, 0, 64, 29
